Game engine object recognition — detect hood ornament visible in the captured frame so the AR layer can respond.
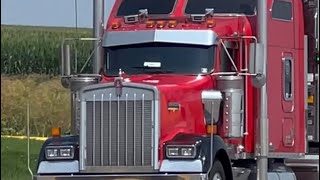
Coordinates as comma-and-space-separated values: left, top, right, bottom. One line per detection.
114, 77, 123, 97
114, 70, 123, 97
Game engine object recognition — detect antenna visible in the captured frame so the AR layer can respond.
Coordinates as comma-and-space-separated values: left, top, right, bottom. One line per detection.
74, 0, 78, 33
74, 0, 78, 73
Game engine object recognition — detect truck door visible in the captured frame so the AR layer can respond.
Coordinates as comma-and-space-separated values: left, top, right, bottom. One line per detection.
267, 0, 304, 153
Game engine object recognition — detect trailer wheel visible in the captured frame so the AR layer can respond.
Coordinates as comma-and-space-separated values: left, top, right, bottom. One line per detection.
209, 160, 226, 180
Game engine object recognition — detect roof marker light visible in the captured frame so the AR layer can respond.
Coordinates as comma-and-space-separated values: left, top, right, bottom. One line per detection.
206, 19, 216, 28
156, 21, 166, 28
168, 20, 177, 28
146, 20, 155, 28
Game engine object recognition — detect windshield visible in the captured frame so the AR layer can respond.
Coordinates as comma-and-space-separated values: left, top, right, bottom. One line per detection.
105, 43, 215, 76
117, 0, 176, 16
185, 0, 256, 15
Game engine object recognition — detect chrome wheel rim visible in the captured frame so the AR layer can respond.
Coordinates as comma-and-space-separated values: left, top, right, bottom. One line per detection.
212, 172, 222, 180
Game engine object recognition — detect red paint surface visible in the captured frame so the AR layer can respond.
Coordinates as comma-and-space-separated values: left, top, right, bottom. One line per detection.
103, 0, 306, 161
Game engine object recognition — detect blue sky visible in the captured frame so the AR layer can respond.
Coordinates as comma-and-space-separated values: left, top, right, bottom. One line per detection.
1, 0, 115, 28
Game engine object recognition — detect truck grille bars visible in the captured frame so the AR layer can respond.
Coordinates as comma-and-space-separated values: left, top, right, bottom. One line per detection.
80, 84, 159, 172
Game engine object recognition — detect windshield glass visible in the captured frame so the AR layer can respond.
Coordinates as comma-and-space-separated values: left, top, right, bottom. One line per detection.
185, 0, 256, 15
117, 0, 176, 16
105, 43, 215, 76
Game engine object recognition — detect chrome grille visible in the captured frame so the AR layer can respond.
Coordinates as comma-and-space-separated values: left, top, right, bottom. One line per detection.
81, 85, 157, 171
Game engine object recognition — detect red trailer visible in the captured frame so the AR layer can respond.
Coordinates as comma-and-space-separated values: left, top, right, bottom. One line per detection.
33, 0, 319, 179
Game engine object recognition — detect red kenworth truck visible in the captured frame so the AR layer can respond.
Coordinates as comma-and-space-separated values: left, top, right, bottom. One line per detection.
33, 0, 319, 180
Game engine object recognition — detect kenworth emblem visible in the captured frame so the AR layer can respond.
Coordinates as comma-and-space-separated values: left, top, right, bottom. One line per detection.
114, 77, 123, 97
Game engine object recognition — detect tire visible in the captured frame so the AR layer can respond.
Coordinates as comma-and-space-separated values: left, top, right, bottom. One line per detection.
209, 160, 226, 180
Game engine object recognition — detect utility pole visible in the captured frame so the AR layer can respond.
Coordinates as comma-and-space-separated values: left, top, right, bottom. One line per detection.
93, 0, 105, 74
257, 0, 269, 179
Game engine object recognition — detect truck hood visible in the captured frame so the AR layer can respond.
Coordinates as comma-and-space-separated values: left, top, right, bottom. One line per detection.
101, 74, 214, 142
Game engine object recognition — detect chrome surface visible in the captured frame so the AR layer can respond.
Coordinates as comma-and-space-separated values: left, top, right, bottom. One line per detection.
232, 167, 251, 180
316, 71, 319, 142
45, 145, 75, 160
37, 161, 79, 174
304, 35, 309, 152
268, 152, 304, 159
212, 173, 222, 180
34, 174, 207, 180
216, 76, 244, 138
102, 30, 219, 47
316, 0, 319, 50
284, 155, 319, 168
93, 0, 104, 74
201, 90, 223, 124
159, 160, 203, 172
68, 74, 100, 134
257, 0, 269, 179
79, 82, 159, 172
165, 145, 197, 159
61, 44, 71, 77
201, 90, 223, 100
226, 143, 254, 160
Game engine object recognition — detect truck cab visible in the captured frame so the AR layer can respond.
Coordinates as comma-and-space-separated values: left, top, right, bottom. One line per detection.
33, 0, 319, 180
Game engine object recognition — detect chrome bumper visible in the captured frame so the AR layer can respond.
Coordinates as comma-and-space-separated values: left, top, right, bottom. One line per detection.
34, 174, 207, 180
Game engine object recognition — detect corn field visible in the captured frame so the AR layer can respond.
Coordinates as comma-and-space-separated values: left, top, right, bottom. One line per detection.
1, 25, 97, 136
1, 25, 94, 75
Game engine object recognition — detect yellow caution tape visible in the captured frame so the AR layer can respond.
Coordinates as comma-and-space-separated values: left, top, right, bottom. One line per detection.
1, 135, 48, 141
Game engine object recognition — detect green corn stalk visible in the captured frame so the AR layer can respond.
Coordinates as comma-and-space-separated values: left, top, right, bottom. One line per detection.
1, 25, 93, 75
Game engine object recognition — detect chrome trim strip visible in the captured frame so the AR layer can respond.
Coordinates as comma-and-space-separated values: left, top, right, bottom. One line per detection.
125, 93, 128, 166
34, 173, 207, 180
268, 152, 304, 158
142, 94, 145, 165
154, 97, 160, 169
151, 100, 155, 167
92, 94, 96, 166
80, 101, 87, 170
102, 30, 219, 47
201, 90, 223, 100
117, 96, 120, 166
108, 93, 112, 165
133, 93, 136, 166
100, 94, 104, 165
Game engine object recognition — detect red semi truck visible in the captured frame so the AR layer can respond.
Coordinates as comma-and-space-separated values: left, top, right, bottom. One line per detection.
33, 0, 319, 180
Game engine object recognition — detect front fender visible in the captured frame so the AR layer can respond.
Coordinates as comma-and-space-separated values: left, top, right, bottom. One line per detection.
36, 135, 79, 171
161, 133, 231, 174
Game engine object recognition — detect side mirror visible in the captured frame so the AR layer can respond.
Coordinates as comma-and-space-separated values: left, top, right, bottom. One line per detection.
248, 43, 266, 88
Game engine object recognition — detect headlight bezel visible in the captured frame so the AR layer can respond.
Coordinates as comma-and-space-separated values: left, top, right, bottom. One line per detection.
45, 145, 75, 160
165, 144, 197, 159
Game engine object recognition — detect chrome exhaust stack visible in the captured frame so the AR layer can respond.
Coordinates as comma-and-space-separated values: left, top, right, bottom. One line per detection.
59, 0, 105, 134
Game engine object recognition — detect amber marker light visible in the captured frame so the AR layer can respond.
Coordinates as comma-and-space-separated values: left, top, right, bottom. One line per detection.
206, 124, 217, 134
146, 20, 155, 28
111, 22, 121, 29
51, 127, 61, 137
206, 19, 216, 28
168, 20, 177, 28
308, 95, 314, 104
156, 21, 166, 28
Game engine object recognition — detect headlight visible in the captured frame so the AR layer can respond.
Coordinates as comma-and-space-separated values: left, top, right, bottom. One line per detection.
45, 146, 74, 160
166, 145, 196, 159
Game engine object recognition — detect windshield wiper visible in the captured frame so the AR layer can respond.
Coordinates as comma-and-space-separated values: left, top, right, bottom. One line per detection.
132, 66, 175, 74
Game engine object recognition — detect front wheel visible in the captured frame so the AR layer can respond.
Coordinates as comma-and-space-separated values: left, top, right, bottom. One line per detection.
209, 160, 226, 180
